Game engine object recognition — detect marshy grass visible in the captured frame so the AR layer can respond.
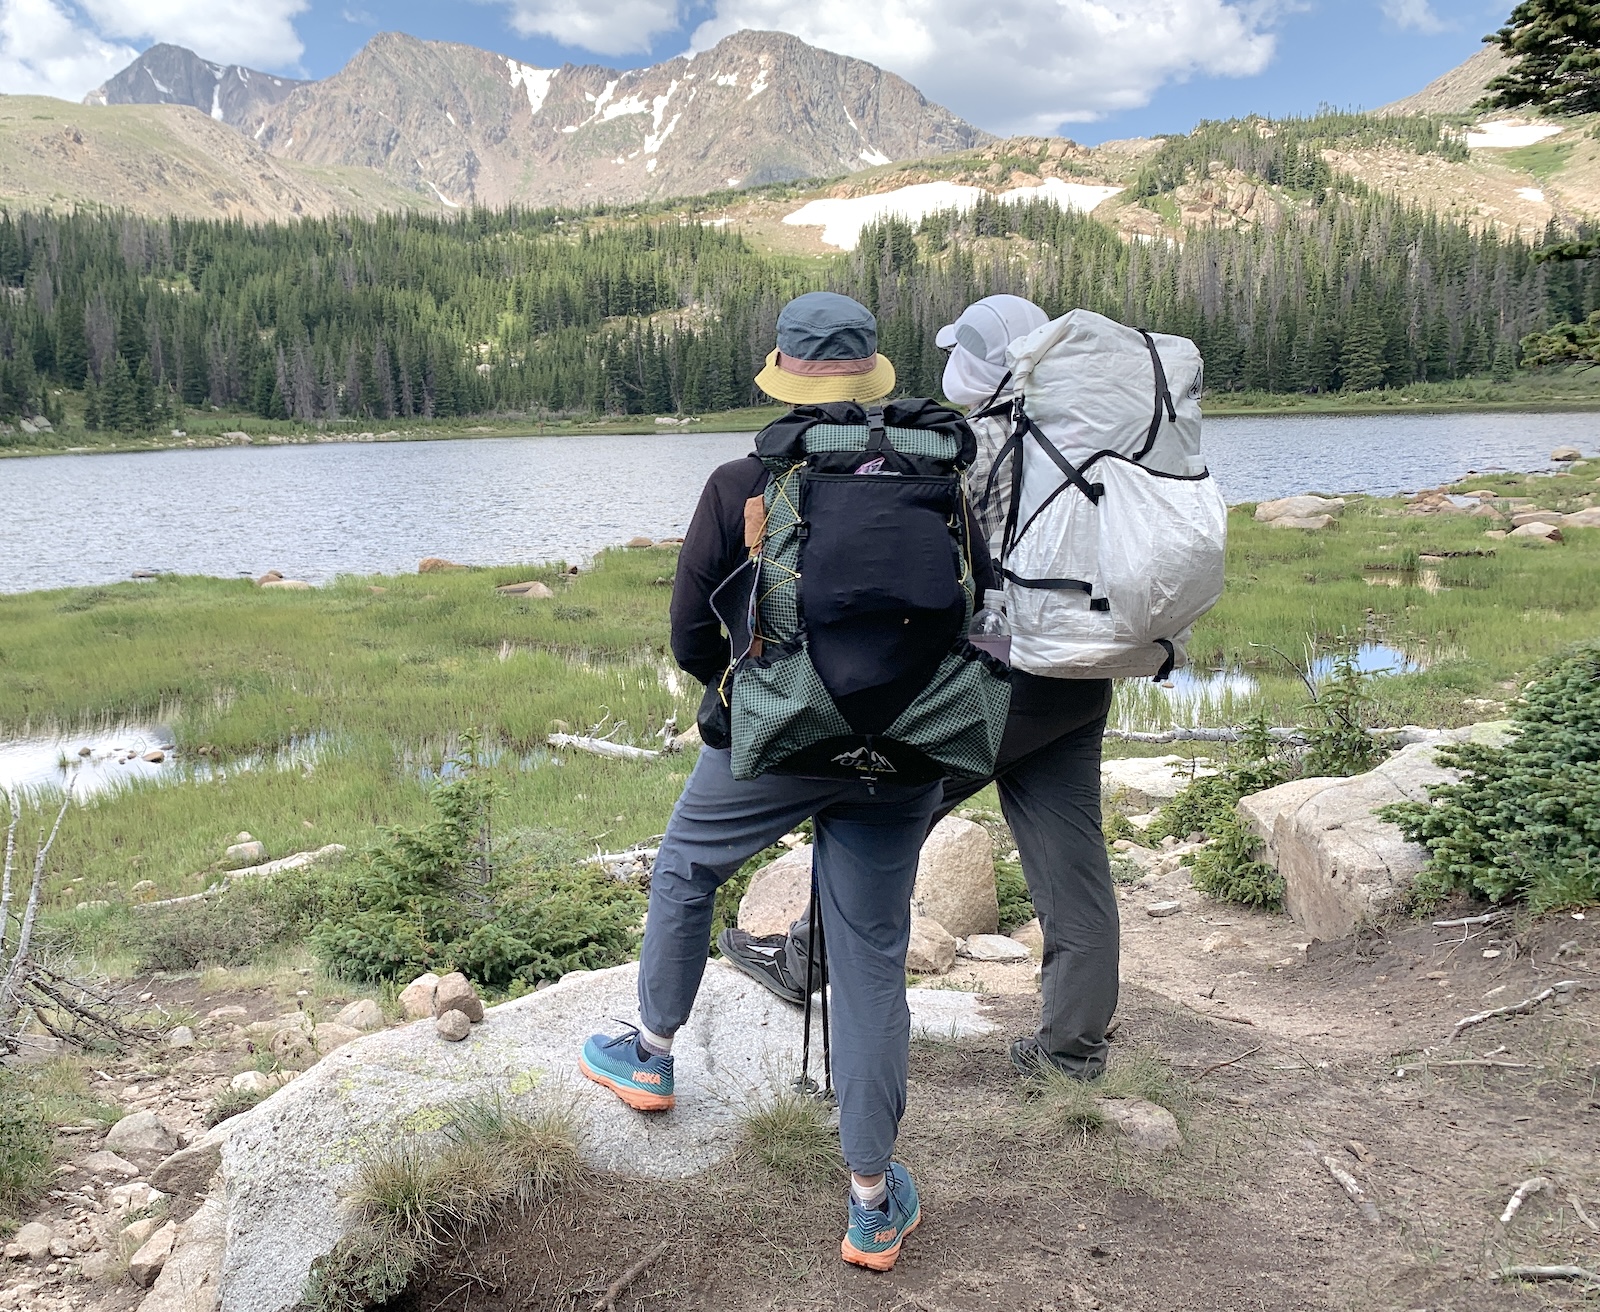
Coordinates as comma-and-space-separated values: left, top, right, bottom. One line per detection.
737, 1091, 843, 1186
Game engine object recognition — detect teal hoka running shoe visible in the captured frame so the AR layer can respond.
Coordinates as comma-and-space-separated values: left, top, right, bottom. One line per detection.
841, 1162, 921, 1271
579, 1026, 675, 1112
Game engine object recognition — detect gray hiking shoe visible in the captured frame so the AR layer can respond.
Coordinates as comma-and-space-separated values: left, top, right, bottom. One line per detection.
1009, 1037, 1104, 1082
717, 927, 807, 1006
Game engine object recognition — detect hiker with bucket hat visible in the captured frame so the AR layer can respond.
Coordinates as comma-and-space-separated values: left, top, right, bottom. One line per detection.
720, 293, 1121, 1084
580, 291, 1004, 1272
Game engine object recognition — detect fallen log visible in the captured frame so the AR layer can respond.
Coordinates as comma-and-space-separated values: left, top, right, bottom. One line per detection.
547, 733, 660, 761
1492, 1265, 1600, 1288
138, 845, 347, 911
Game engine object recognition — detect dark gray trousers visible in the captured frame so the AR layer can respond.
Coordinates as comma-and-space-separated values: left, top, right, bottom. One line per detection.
787, 676, 1118, 1076
636, 746, 940, 1175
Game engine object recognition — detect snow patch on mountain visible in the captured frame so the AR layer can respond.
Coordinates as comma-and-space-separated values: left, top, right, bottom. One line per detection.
506, 60, 557, 117
785, 177, 1123, 250
1466, 120, 1562, 149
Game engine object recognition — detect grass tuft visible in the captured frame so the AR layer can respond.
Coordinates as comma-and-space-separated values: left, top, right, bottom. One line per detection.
738, 1092, 843, 1185
204, 1084, 270, 1128
1025, 1047, 1190, 1140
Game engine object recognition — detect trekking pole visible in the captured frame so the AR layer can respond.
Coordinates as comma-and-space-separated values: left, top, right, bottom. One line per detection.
816, 896, 834, 1102
797, 875, 820, 1099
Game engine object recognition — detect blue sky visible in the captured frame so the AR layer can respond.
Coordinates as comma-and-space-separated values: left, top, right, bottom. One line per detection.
4, 0, 1513, 143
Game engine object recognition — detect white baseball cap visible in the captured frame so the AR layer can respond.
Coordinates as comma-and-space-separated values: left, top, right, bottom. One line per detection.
935, 294, 1049, 364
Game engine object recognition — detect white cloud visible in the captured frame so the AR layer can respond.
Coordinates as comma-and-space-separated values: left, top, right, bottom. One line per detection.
499, 0, 683, 56
0, 0, 135, 99
79, 0, 308, 67
690, 0, 1284, 134
1380, 0, 1446, 32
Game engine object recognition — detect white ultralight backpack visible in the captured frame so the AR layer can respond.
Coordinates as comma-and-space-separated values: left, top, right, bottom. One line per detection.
977, 309, 1227, 681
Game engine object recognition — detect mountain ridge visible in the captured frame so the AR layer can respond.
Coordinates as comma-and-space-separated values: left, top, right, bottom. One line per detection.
84, 43, 310, 138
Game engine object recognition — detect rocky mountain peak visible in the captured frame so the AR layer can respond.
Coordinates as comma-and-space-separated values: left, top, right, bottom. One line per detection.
82, 43, 309, 137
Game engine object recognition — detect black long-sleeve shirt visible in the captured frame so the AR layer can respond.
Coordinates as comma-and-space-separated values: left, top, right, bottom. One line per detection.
671, 454, 998, 747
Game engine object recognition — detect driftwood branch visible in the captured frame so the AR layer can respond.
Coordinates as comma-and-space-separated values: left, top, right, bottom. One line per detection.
1104, 727, 1306, 744
1492, 1265, 1600, 1288
584, 847, 660, 868
1193, 1045, 1262, 1080
1432, 912, 1511, 928
1321, 1155, 1380, 1223
590, 1239, 670, 1312
1393, 1057, 1533, 1076
1449, 980, 1598, 1040
1499, 1176, 1552, 1225
137, 845, 348, 911
0, 789, 17, 960
2, 788, 73, 1020
548, 734, 660, 762
1570, 1194, 1599, 1234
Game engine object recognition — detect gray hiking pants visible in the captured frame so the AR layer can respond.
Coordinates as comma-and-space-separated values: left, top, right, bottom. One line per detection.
787, 676, 1118, 1077
636, 746, 940, 1176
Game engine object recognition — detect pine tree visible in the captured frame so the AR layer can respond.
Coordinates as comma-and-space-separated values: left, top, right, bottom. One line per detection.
1483, 0, 1600, 116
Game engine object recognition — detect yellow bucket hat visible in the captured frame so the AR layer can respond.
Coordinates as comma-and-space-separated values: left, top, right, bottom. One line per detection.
754, 292, 897, 405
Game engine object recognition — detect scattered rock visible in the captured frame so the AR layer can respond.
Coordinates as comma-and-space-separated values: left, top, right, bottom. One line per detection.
1254, 495, 1345, 523
1268, 514, 1335, 530
260, 578, 313, 590
334, 999, 384, 1032
1101, 756, 1218, 812
1511, 509, 1565, 527
207, 1005, 248, 1021
1468, 503, 1505, 521
1552, 445, 1582, 461
209, 962, 995, 1312
82, 1150, 140, 1178
496, 580, 555, 598
1509, 521, 1563, 542
142, 749, 167, 763
79, 1250, 115, 1281
254, 571, 283, 586
735, 843, 812, 938
312, 1022, 364, 1053
128, 1221, 177, 1288
108, 1182, 166, 1215
432, 972, 484, 1024
1009, 918, 1045, 959
624, 536, 654, 548
230, 1071, 272, 1094
223, 839, 266, 867
959, 933, 1033, 961
912, 816, 998, 938
435, 1009, 472, 1041
905, 916, 957, 974
138, 1196, 226, 1312
418, 557, 466, 572
123, 1217, 161, 1248
151, 1136, 225, 1199
5, 1222, 53, 1262
1099, 1098, 1182, 1152
270, 1027, 315, 1064
1238, 741, 1483, 939
105, 1110, 177, 1165
167, 1025, 195, 1049
1564, 506, 1600, 528
1145, 900, 1184, 918
398, 972, 440, 1020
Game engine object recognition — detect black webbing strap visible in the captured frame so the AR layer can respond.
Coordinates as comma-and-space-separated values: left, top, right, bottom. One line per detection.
1021, 410, 1104, 506
864, 405, 888, 452
1134, 330, 1177, 462
1153, 639, 1176, 682
1000, 568, 1092, 593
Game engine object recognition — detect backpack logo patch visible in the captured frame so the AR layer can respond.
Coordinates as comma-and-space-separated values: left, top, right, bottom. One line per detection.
831, 746, 898, 774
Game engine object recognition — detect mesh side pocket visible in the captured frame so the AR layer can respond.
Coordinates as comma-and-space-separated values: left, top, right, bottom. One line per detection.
884, 644, 1011, 782
730, 642, 853, 780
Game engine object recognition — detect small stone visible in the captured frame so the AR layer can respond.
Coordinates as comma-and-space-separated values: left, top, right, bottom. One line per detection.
254, 571, 283, 586
905, 915, 957, 974
121, 1218, 160, 1248
312, 1022, 363, 1053
141, 749, 166, 763
959, 933, 1033, 961
82, 1150, 140, 1178
108, 1183, 166, 1215
223, 839, 266, 867
398, 972, 440, 1020
230, 1070, 272, 1094
128, 1221, 177, 1287
1099, 1098, 1182, 1152
435, 1009, 472, 1041
79, 1251, 115, 1281
167, 1025, 195, 1049
1551, 445, 1582, 462
270, 1028, 315, 1064
7, 1223, 52, 1262
495, 580, 555, 598
1146, 900, 1183, 918
417, 557, 466, 573
105, 1111, 177, 1165
206, 1005, 248, 1020
1509, 521, 1563, 542
432, 972, 484, 1024
624, 536, 654, 548
1268, 513, 1335, 530
1009, 918, 1045, 959
334, 999, 385, 1031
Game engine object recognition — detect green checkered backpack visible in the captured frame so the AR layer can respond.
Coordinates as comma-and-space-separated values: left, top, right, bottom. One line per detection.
721, 400, 1011, 785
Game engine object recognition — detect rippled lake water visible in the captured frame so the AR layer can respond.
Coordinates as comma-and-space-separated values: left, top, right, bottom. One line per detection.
1, 411, 1594, 593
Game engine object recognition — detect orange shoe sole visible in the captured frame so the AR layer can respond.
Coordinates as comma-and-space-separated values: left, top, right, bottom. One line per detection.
841, 1210, 921, 1271
578, 1055, 675, 1112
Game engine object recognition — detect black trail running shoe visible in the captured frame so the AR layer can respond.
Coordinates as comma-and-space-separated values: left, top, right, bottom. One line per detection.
717, 927, 808, 1006
1009, 1036, 1105, 1082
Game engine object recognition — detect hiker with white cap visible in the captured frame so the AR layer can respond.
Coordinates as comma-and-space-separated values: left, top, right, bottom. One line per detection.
580, 291, 1005, 1272
721, 293, 1122, 1084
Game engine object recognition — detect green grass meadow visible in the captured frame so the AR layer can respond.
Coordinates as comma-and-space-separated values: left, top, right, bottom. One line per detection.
2, 462, 1599, 936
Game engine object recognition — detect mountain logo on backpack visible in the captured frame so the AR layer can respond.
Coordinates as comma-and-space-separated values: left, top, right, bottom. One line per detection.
831, 746, 899, 774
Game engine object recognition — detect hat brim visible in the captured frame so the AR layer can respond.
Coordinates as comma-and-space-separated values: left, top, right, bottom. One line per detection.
755, 350, 897, 405
934, 324, 958, 349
